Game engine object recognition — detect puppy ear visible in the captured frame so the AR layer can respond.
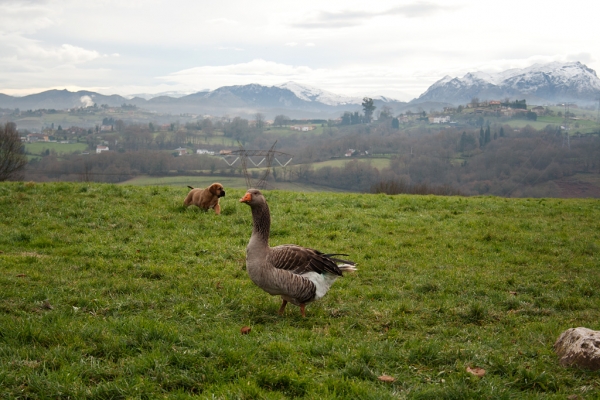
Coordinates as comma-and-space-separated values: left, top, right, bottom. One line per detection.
209, 184, 218, 195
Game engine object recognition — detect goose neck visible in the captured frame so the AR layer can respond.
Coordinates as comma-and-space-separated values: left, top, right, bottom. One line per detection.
250, 202, 270, 243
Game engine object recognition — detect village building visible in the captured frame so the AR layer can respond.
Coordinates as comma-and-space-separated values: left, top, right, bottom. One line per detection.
196, 149, 215, 155
174, 147, 187, 156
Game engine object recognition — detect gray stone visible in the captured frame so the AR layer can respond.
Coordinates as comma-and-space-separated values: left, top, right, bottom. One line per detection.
554, 327, 600, 370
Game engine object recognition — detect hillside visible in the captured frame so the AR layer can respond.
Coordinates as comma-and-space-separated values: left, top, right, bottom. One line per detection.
1, 182, 599, 398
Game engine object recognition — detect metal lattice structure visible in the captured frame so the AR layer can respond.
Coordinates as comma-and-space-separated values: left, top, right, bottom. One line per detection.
222, 141, 293, 189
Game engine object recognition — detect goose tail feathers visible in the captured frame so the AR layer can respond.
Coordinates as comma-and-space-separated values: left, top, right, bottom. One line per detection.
338, 263, 357, 273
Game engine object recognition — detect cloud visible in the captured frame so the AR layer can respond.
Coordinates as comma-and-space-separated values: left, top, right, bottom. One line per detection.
387, 2, 453, 18
205, 17, 239, 26
217, 46, 245, 51
291, 2, 455, 29
0, 0, 57, 35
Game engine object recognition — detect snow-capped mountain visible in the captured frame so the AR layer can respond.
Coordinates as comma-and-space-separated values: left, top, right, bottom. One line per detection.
275, 82, 362, 106
0, 82, 407, 119
126, 90, 206, 100
414, 61, 600, 106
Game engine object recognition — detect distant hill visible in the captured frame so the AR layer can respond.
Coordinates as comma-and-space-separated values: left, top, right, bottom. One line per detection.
0, 83, 407, 119
412, 61, 600, 106
4, 61, 598, 117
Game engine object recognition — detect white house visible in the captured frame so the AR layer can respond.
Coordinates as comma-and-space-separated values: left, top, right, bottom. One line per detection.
432, 116, 451, 124
96, 145, 109, 154
291, 125, 315, 132
196, 149, 215, 155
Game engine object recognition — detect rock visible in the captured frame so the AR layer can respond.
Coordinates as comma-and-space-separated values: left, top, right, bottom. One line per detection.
554, 327, 600, 370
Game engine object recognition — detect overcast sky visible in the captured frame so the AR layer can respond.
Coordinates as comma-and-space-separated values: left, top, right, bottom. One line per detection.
1, 0, 598, 101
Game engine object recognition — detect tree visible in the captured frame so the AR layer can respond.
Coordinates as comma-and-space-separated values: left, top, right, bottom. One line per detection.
201, 118, 214, 137
341, 112, 352, 126
274, 115, 290, 127
254, 113, 265, 131
115, 120, 125, 133
479, 127, 484, 147
0, 122, 27, 181
378, 105, 393, 121
362, 97, 376, 123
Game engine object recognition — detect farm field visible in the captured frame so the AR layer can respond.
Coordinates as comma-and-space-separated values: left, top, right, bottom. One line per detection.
311, 157, 390, 170
1, 183, 599, 398
24, 142, 89, 155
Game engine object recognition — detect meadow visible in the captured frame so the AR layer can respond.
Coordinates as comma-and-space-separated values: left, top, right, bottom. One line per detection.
24, 142, 88, 156
0, 182, 599, 399
121, 176, 345, 193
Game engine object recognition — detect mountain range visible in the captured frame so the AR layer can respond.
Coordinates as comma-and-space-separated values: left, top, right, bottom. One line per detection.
0, 82, 399, 119
1, 62, 599, 119
414, 61, 600, 106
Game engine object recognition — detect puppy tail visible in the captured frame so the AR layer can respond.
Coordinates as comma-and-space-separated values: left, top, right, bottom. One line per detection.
187, 186, 194, 190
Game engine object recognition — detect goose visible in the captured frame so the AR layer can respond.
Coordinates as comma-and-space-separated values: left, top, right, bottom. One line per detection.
240, 189, 356, 317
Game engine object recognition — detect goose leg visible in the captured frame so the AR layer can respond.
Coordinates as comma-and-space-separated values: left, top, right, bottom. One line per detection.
300, 304, 306, 318
278, 299, 288, 315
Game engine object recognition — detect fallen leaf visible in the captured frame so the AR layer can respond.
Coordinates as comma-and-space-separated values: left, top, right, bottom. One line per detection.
41, 300, 54, 310
378, 375, 395, 382
240, 326, 251, 335
509, 291, 517, 295
216, 281, 222, 289
16, 274, 27, 277
466, 367, 486, 377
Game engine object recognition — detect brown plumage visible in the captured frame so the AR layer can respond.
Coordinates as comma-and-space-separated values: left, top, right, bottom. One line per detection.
240, 189, 356, 317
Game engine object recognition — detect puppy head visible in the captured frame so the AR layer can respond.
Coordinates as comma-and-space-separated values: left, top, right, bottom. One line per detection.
209, 183, 226, 198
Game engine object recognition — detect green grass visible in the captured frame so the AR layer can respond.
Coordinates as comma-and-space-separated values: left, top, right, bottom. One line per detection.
311, 158, 390, 170
25, 142, 89, 155
1, 182, 599, 398
121, 176, 347, 192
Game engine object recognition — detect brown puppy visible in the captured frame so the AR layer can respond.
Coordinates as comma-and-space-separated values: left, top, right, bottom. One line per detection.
183, 183, 226, 214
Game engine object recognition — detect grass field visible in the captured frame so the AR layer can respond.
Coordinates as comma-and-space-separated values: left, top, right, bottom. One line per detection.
24, 142, 89, 155
121, 175, 347, 192
1, 182, 599, 398
311, 158, 390, 170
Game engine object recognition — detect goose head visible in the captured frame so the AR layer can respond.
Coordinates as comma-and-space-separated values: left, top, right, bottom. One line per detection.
239, 189, 265, 207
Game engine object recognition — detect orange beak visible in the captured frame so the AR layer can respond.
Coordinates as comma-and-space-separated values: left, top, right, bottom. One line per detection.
240, 192, 252, 203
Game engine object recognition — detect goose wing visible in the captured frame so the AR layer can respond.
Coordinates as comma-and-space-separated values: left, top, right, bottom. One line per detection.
268, 245, 346, 276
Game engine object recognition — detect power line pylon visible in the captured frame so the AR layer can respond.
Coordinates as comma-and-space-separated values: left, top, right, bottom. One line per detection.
229, 141, 292, 189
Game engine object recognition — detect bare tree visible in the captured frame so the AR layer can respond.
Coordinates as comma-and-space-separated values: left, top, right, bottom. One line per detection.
0, 122, 27, 181
201, 118, 214, 137
254, 113, 265, 131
